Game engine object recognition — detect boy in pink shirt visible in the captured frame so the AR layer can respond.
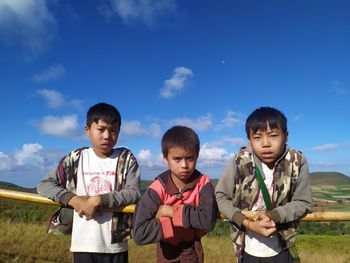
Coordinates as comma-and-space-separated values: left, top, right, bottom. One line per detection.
133, 125, 217, 262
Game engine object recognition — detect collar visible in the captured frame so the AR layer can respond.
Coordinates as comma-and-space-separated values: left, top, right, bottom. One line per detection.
156, 169, 201, 198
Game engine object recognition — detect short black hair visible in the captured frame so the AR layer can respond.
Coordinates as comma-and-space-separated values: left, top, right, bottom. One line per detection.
86, 102, 121, 128
161, 126, 200, 158
245, 107, 287, 138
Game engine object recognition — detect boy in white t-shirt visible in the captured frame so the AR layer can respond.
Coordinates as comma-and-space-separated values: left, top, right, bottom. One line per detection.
215, 107, 312, 263
37, 102, 141, 263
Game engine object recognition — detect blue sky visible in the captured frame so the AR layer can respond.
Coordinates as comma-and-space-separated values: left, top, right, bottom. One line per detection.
0, 0, 349, 187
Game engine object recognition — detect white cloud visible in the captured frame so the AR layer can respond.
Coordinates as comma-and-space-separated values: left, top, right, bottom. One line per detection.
121, 121, 163, 138
136, 149, 166, 170
293, 114, 304, 121
14, 143, 44, 166
313, 161, 333, 167
169, 114, 213, 132
149, 123, 162, 137
0, 0, 56, 55
215, 137, 246, 148
216, 111, 243, 130
198, 144, 230, 168
331, 80, 348, 95
138, 149, 152, 160
0, 152, 11, 171
122, 121, 147, 136
101, 0, 177, 26
37, 89, 65, 109
311, 144, 339, 152
38, 115, 79, 137
160, 66, 193, 99
36, 89, 84, 111
0, 147, 66, 186
33, 65, 66, 82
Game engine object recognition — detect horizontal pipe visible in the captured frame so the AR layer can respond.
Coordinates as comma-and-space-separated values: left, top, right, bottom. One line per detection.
0, 189, 135, 214
1, 189, 350, 221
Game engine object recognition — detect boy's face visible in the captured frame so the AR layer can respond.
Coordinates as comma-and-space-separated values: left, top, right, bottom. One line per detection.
164, 146, 198, 184
248, 123, 288, 169
85, 119, 119, 158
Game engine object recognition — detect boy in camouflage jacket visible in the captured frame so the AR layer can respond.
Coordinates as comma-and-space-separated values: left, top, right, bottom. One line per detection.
37, 102, 141, 263
215, 107, 312, 263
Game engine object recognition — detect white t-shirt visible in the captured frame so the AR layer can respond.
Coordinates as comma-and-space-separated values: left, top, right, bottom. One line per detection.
70, 148, 128, 253
244, 163, 282, 257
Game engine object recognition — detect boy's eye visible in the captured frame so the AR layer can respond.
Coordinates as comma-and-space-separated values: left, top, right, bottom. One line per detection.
253, 136, 261, 140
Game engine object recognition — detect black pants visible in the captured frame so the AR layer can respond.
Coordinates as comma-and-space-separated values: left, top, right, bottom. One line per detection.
73, 251, 128, 263
242, 249, 293, 263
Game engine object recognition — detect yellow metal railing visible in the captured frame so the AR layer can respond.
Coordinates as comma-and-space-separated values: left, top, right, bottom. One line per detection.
1, 188, 350, 221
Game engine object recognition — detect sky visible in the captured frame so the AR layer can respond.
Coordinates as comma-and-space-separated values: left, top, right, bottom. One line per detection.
0, 0, 349, 187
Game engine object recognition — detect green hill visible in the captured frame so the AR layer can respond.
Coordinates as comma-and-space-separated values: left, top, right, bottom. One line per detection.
1, 171, 349, 193
0, 181, 36, 193
310, 172, 350, 186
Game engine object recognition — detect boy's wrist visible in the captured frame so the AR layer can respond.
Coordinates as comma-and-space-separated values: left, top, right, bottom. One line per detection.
266, 210, 280, 223
99, 193, 110, 208
59, 192, 76, 206
232, 211, 247, 227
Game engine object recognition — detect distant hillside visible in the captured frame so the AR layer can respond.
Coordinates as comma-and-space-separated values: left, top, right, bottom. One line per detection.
1, 172, 349, 194
141, 180, 153, 190
310, 172, 350, 185
0, 181, 36, 193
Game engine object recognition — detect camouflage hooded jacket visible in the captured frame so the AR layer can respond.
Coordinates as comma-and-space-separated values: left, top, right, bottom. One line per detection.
37, 147, 141, 243
215, 145, 312, 255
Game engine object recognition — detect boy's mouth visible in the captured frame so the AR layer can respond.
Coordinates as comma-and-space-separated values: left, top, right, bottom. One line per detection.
180, 172, 190, 177
262, 152, 274, 158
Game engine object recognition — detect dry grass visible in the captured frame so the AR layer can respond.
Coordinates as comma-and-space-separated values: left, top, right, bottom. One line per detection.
1, 218, 349, 263
0, 218, 71, 262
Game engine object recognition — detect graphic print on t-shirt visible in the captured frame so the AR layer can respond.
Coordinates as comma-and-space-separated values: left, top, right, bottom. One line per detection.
88, 176, 113, 195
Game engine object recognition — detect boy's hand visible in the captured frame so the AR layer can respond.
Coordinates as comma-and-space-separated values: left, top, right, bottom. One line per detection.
243, 212, 277, 237
253, 211, 273, 222
68, 195, 88, 214
156, 205, 173, 219
68, 195, 101, 220
84, 195, 102, 220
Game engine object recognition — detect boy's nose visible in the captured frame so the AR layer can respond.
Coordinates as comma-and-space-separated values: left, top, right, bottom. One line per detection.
103, 130, 111, 139
262, 137, 271, 147
180, 159, 189, 168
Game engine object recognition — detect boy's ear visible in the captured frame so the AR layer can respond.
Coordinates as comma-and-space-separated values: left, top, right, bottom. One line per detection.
84, 125, 90, 136
163, 156, 169, 165
285, 131, 289, 142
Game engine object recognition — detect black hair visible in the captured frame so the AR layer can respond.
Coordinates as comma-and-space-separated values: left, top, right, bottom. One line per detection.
161, 126, 200, 158
245, 107, 287, 138
86, 102, 121, 128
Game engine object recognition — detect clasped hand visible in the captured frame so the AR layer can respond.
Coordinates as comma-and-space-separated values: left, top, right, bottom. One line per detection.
68, 195, 102, 220
245, 211, 277, 237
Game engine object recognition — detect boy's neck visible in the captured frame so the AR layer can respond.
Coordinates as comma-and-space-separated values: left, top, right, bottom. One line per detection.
170, 173, 190, 191
92, 148, 114, 158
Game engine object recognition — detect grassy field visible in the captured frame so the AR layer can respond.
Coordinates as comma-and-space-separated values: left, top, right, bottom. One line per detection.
1, 217, 350, 263
1, 178, 350, 262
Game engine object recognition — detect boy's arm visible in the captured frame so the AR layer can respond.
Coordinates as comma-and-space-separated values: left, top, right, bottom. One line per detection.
37, 166, 76, 206
268, 156, 312, 223
215, 158, 247, 228
99, 154, 141, 209
132, 187, 174, 245
172, 178, 217, 232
